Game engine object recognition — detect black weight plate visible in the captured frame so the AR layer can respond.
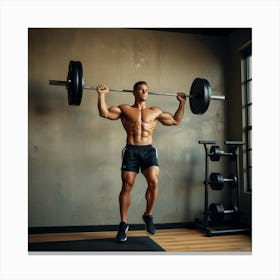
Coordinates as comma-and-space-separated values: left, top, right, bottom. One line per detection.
67, 61, 84, 106
189, 78, 211, 114
67, 61, 75, 105
209, 203, 224, 222
209, 172, 224, 190
75, 61, 83, 105
209, 145, 221, 161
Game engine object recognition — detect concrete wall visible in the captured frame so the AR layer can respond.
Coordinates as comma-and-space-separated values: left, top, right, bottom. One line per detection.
28, 28, 229, 227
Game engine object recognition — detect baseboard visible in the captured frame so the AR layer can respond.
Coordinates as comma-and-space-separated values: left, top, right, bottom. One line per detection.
28, 222, 194, 234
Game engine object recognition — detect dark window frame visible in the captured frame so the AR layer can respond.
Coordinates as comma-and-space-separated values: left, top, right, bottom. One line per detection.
241, 46, 252, 193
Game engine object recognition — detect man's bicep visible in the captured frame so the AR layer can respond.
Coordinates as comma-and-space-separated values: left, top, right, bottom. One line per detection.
107, 106, 122, 120
158, 112, 178, 126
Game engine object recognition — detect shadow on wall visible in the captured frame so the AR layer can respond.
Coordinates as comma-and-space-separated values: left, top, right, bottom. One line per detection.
29, 81, 69, 115
182, 148, 203, 215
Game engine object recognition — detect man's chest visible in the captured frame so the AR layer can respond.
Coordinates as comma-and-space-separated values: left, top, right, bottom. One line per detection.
122, 108, 159, 123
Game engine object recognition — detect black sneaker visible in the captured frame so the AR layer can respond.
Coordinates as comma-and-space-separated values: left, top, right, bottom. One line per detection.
143, 215, 156, 234
116, 222, 129, 242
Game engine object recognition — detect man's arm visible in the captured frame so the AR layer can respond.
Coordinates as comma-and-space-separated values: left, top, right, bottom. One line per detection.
97, 84, 122, 120
158, 92, 186, 126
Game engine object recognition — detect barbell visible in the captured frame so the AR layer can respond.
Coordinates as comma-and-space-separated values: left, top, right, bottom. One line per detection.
209, 145, 237, 161
49, 60, 225, 114
209, 172, 238, 190
209, 203, 239, 223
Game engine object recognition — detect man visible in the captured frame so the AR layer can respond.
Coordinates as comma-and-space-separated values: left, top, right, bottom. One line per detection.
96, 81, 186, 242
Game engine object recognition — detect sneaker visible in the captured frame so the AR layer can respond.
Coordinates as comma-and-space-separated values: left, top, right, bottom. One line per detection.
116, 221, 129, 242
143, 214, 156, 234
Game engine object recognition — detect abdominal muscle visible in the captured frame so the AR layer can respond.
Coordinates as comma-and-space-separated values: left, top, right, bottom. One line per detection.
122, 120, 157, 146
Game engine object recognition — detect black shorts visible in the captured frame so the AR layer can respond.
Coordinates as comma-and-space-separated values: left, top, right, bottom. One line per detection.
121, 145, 159, 173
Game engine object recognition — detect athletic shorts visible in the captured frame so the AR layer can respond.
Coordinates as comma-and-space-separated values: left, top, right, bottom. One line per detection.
121, 144, 159, 173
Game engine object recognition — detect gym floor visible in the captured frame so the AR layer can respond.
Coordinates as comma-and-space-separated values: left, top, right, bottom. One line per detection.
29, 228, 251, 253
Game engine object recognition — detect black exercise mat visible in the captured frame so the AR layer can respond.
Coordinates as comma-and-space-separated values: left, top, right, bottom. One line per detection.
29, 236, 165, 252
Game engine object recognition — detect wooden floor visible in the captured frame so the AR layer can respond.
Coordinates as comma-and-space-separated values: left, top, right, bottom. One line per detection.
29, 228, 252, 253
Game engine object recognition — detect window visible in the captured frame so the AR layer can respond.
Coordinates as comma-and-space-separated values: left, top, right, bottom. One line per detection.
241, 46, 252, 193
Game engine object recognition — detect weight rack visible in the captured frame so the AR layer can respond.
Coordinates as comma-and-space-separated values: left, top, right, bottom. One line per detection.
195, 140, 250, 237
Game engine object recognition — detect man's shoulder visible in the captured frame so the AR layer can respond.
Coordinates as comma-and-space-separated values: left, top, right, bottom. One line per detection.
149, 106, 162, 112
118, 104, 131, 109
118, 104, 133, 113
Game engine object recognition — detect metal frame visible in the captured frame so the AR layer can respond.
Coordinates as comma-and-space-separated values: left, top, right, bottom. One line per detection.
241, 47, 252, 193
195, 140, 250, 237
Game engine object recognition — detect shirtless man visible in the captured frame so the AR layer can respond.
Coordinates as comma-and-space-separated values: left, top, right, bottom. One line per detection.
96, 81, 186, 242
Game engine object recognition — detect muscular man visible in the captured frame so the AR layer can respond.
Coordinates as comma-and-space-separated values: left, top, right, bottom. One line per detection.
96, 81, 186, 242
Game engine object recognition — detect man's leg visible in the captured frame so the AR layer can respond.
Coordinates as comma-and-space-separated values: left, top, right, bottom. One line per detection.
119, 170, 137, 222
142, 166, 159, 234
142, 166, 159, 216
116, 170, 137, 242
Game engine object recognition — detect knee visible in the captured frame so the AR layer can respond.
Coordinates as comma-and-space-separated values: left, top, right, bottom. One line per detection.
121, 181, 134, 193
147, 177, 158, 190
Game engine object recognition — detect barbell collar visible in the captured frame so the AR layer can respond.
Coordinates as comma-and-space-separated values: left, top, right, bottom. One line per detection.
223, 180, 234, 184
210, 95, 225, 100
224, 209, 235, 214
49, 80, 68, 86
224, 178, 234, 182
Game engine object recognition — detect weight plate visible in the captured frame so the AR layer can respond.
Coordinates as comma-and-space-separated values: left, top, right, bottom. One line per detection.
189, 78, 211, 114
209, 145, 221, 161
209, 203, 224, 222
76, 61, 84, 105
67, 61, 75, 105
209, 172, 224, 190
67, 61, 84, 106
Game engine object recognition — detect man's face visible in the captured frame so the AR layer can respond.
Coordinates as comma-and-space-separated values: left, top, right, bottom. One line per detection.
133, 84, 149, 101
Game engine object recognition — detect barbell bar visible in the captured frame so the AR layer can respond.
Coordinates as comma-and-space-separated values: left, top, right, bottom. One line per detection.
49, 60, 225, 114
84, 86, 225, 100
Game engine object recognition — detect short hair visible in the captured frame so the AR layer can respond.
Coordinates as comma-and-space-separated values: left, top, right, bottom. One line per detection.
133, 81, 148, 91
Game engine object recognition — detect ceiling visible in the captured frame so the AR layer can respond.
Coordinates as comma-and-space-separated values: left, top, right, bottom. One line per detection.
134, 28, 240, 36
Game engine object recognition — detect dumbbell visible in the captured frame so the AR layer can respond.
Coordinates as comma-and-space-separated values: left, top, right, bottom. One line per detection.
209, 203, 239, 223
209, 145, 237, 161
209, 172, 238, 190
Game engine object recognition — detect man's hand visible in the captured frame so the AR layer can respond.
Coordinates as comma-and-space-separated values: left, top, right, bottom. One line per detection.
177, 92, 187, 103
96, 84, 109, 94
